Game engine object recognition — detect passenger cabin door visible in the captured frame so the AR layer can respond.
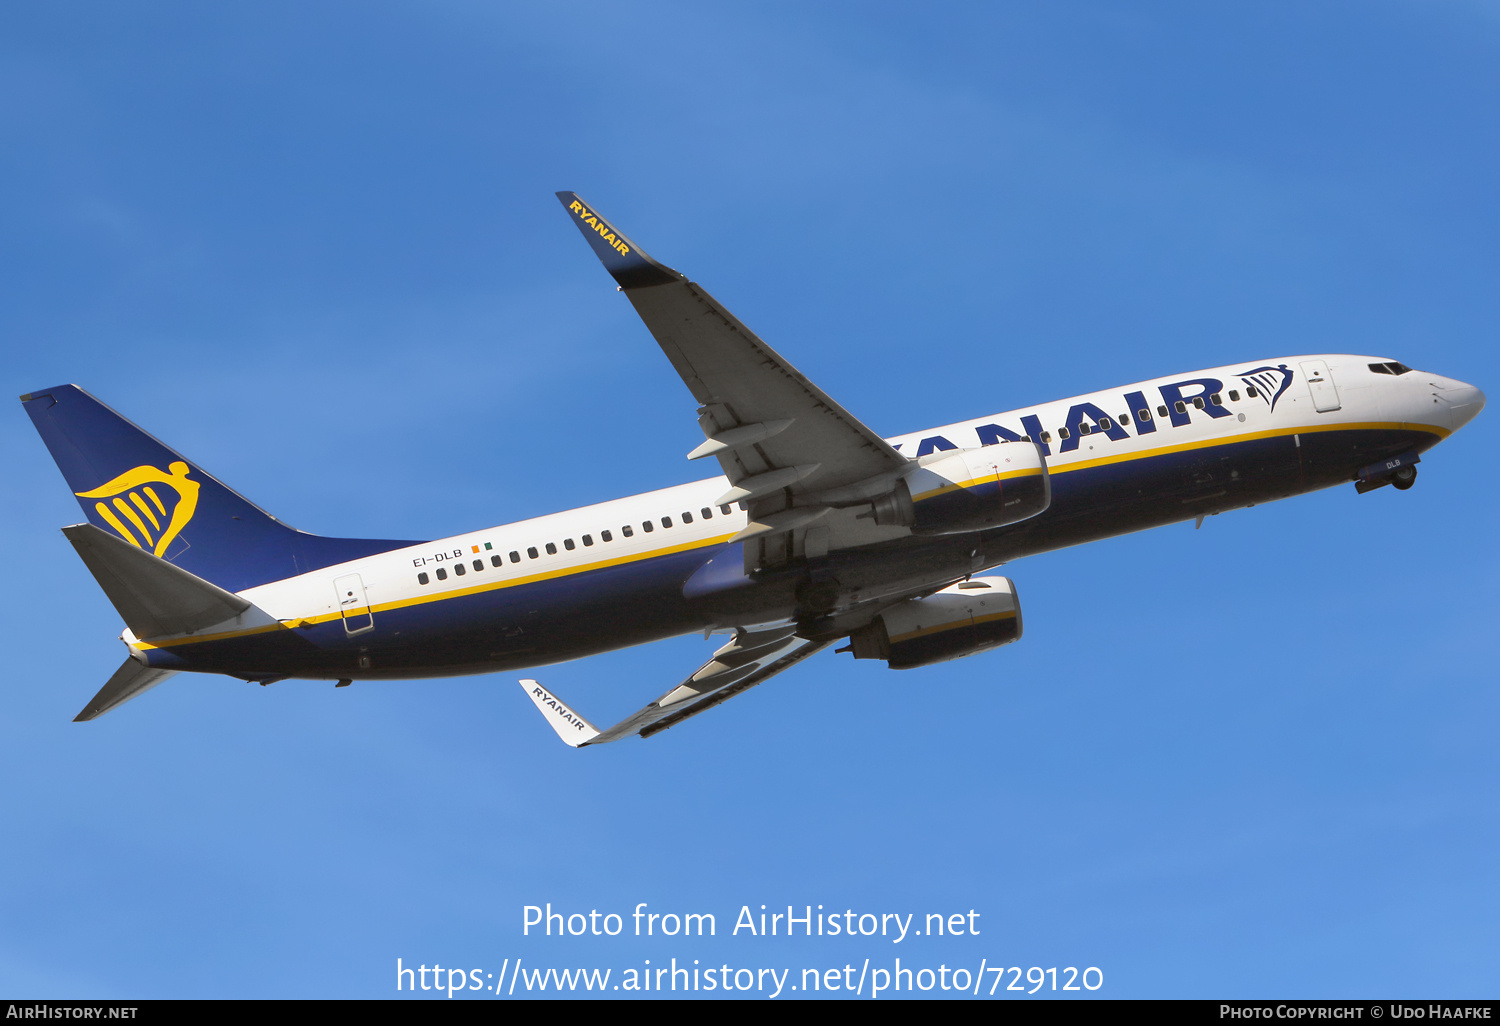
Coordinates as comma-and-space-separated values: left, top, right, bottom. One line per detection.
334, 573, 374, 635
1300, 359, 1342, 413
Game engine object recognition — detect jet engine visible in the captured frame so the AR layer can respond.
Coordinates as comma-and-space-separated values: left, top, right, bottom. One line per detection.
841, 576, 1022, 670
868, 443, 1049, 535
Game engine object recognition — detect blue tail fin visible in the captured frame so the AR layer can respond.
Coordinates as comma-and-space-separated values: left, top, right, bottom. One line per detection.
22, 385, 419, 593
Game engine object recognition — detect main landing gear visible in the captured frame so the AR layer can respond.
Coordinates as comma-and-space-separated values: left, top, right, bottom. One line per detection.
1391, 465, 1417, 490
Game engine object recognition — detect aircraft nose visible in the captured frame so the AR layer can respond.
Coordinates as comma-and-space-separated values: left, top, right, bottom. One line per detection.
1430, 377, 1485, 433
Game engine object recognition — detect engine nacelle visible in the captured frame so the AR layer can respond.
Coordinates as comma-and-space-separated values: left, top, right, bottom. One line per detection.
843, 576, 1022, 670
870, 443, 1049, 535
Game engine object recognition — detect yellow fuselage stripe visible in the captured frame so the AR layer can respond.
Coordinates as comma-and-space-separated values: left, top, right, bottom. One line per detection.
137, 531, 741, 649
137, 420, 1444, 651
1048, 420, 1445, 476
911, 466, 1043, 502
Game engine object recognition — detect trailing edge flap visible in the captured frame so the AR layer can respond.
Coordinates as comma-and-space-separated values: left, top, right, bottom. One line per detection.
555, 192, 907, 499
63, 523, 253, 640
519, 628, 832, 747
75, 658, 177, 722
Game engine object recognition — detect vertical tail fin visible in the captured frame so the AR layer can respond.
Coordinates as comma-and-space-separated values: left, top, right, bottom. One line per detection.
22, 385, 419, 592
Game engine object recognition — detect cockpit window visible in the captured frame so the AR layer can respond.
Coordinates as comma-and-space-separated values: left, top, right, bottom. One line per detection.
1370, 361, 1413, 376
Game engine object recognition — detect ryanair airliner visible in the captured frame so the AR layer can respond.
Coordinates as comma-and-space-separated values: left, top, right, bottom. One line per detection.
22, 192, 1485, 745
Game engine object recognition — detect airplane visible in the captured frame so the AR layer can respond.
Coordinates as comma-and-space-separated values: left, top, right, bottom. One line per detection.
21, 192, 1485, 745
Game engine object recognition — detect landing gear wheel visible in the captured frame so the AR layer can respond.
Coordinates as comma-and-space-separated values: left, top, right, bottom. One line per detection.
1392, 465, 1417, 490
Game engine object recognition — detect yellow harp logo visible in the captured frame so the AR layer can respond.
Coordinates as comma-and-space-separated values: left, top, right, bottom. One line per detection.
75, 461, 201, 556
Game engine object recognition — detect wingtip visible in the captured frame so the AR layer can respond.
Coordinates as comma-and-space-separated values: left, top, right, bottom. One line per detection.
554, 192, 682, 289
518, 679, 601, 747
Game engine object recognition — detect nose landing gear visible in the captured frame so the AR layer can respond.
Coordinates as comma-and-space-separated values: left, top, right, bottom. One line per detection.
1355, 452, 1421, 494
1355, 464, 1417, 494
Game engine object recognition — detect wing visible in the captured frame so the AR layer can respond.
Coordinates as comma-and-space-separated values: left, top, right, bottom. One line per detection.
520, 626, 833, 747
557, 193, 912, 569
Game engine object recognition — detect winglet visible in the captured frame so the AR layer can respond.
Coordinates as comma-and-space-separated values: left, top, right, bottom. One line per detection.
519, 679, 601, 747
555, 192, 683, 290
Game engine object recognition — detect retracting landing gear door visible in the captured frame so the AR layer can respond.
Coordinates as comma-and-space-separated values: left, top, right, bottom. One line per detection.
334, 573, 374, 635
1300, 359, 1342, 412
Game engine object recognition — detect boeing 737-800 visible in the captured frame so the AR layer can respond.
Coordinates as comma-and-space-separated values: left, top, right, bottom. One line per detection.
22, 192, 1485, 745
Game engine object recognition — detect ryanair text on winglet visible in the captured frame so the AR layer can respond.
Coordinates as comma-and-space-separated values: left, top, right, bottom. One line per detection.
532, 684, 590, 735
569, 200, 632, 255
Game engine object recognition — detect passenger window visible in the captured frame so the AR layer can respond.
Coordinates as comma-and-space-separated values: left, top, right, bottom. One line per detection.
490, 555, 501, 567
661, 516, 672, 528
509, 551, 520, 563
1175, 401, 1187, 414
622, 525, 634, 538
1228, 390, 1240, 402
527, 547, 539, 559
1058, 427, 1070, 440
545, 542, 557, 555
1210, 394, 1223, 406
1137, 409, 1150, 422
701, 507, 712, 519
418, 572, 430, 585
1193, 397, 1205, 409
1157, 405, 1169, 418
602, 530, 613, 542
719, 504, 732, 515
454, 563, 466, 577
1098, 417, 1111, 430
1079, 422, 1092, 435
682, 511, 693, 523
564, 538, 575, 550
1246, 386, 1258, 398
582, 534, 593, 546
436, 567, 447, 581
642, 521, 654, 533
1040, 431, 1052, 443
473, 559, 483, 571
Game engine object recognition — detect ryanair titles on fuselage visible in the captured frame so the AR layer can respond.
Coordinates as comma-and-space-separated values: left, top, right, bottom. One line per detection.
898, 369, 1285, 458
568, 199, 632, 256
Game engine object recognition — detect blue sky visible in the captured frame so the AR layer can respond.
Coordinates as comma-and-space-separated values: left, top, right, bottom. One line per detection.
2, 1, 1497, 999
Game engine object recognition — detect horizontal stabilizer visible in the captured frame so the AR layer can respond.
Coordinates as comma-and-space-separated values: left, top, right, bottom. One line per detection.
75, 658, 177, 721
63, 523, 252, 640
519, 679, 601, 747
